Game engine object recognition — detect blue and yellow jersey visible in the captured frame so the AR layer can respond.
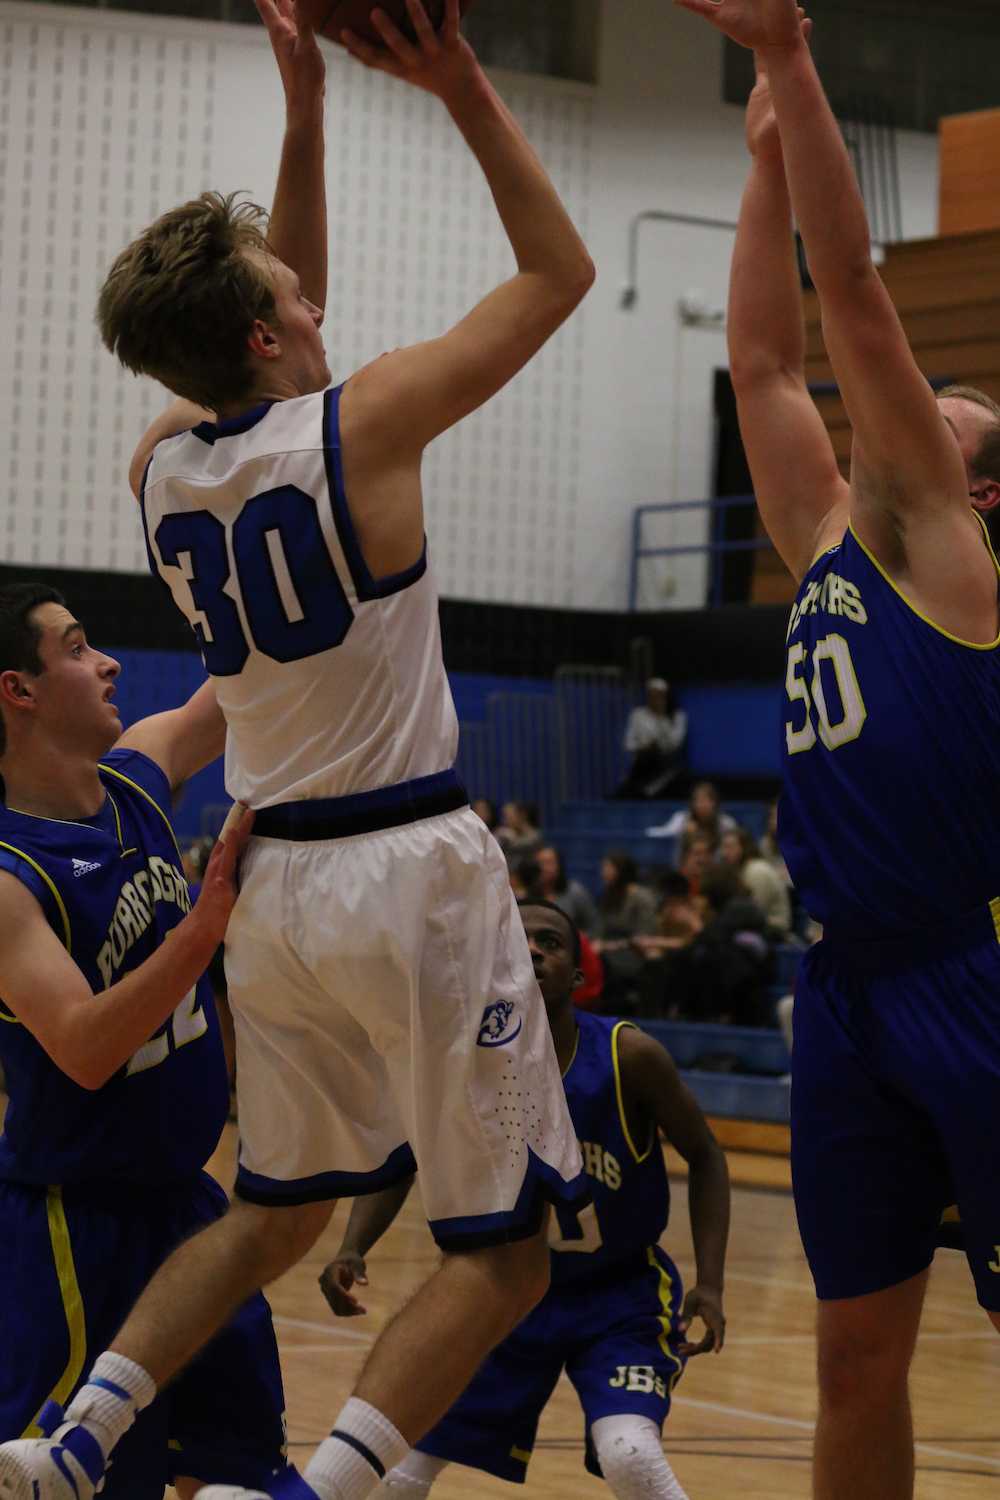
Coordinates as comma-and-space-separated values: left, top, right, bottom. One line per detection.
0, 748, 228, 1186
551, 1011, 670, 1287
778, 523, 1000, 939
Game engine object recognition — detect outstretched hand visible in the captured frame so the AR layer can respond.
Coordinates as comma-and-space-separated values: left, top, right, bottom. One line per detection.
674, 0, 805, 53
255, 0, 326, 109
341, 0, 479, 102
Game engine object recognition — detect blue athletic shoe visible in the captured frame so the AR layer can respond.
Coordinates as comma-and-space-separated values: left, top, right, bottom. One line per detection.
0, 1403, 106, 1500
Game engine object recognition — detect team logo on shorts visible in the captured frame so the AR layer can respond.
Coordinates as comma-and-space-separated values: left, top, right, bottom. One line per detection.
477, 999, 522, 1048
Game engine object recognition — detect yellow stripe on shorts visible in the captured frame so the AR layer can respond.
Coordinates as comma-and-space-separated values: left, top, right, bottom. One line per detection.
22, 1189, 87, 1437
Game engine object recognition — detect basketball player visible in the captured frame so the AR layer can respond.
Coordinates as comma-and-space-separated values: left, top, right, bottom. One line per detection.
0, 582, 273, 1500
0, 3, 594, 1499
677, 2, 1000, 1496
320, 903, 730, 1500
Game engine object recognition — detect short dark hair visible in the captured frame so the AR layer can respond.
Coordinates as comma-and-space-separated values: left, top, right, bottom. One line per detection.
517, 899, 582, 965
0, 583, 65, 757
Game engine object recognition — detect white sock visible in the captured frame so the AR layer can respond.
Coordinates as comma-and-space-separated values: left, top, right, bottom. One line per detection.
376, 1450, 448, 1498
305, 1399, 410, 1500
592, 1414, 690, 1500
63, 1353, 157, 1460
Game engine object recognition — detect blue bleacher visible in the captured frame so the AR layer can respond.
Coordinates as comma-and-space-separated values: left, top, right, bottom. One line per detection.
640, 1019, 791, 1125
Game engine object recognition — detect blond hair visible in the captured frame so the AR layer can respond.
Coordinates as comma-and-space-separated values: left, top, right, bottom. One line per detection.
938, 384, 1000, 481
97, 192, 276, 409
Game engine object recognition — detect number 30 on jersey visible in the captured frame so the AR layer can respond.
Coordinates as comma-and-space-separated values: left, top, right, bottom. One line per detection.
785, 633, 867, 754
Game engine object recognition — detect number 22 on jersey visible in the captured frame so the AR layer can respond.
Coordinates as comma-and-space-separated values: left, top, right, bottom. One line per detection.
786, 632, 867, 755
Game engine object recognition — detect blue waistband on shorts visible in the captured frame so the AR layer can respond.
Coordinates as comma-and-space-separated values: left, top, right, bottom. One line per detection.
821, 898, 1000, 975
252, 770, 468, 842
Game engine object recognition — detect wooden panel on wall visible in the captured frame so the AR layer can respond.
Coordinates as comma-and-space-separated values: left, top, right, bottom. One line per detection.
940, 108, 1000, 237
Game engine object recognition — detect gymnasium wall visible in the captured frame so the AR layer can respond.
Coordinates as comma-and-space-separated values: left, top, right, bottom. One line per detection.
0, 0, 939, 611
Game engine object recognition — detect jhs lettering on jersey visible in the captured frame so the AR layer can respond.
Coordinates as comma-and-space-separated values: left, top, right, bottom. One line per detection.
551, 1014, 670, 1286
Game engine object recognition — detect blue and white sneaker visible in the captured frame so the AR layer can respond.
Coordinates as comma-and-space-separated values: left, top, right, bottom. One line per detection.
0, 1403, 105, 1500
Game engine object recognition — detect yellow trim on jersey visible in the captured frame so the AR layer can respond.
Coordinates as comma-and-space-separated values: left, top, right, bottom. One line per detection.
21, 1189, 87, 1437
0, 840, 72, 953
98, 764, 181, 861
646, 1247, 684, 1392
612, 1021, 651, 1165
989, 897, 1000, 944
848, 521, 1000, 651
561, 1029, 580, 1081
509, 1447, 532, 1465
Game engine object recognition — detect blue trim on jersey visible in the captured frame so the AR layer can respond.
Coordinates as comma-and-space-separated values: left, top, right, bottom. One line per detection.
252, 770, 467, 842
322, 385, 429, 602
192, 402, 276, 446
234, 1141, 418, 1206
429, 1147, 591, 1253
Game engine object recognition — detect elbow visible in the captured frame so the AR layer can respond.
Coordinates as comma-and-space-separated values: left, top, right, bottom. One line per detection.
52, 1037, 112, 1091
729, 350, 803, 398
558, 254, 597, 312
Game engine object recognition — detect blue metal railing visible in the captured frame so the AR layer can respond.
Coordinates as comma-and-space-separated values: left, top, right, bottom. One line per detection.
629, 495, 776, 611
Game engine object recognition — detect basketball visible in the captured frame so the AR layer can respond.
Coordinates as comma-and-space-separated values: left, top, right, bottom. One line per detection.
308, 0, 476, 49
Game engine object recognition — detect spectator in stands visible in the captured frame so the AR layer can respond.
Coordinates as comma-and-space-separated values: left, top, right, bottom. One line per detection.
591, 851, 658, 1011
647, 779, 737, 847
509, 856, 543, 904
678, 829, 714, 897
471, 797, 499, 833
535, 844, 597, 934
717, 826, 792, 940
614, 677, 688, 799
495, 800, 544, 866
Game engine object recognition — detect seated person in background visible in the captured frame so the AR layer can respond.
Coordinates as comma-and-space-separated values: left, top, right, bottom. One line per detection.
647, 780, 736, 845
536, 844, 598, 934
677, 830, 714, 897
716, 827, 792, 941
638, 870, 772, 1027
495, 800, 544, 866
615, 678, 688, 799
592, 852, 659, 1011
510, 857, 543, 904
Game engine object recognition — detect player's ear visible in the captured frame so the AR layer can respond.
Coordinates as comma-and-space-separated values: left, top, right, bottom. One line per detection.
0, 670, 36, 714
972, 480, 1000, 513
247, 319, 281, 361
571, 966, 585, 992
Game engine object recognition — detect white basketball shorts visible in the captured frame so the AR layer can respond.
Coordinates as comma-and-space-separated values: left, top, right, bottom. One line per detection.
225, 774, 587, 1250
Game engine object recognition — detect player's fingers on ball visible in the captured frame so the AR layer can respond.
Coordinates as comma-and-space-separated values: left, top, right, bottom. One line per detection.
370, 7, 421, 64
340, 28, 385, 65
404, 0, 437, 48
443, 0, 460, 40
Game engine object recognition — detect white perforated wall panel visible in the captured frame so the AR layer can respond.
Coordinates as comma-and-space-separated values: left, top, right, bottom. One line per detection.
0, 2, 592, 605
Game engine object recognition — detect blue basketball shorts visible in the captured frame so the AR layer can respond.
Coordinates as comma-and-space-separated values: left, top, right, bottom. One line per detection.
416, 1245, 687, 1483
792, 910, 1000, 1308
0, 1171, 286, 1497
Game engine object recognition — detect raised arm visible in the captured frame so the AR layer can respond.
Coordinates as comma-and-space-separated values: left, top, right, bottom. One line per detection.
0, 809, 252, 1089
619, 1026, 730, 1355
128, 0, 327, 500
728, 45, 849, 581
341, 0, 594, 454
257, 0, 328, 308
679, 0, 968, 524
116, 678, 227, 792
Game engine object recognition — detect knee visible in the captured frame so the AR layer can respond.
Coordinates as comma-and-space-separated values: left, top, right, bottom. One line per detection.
817, 1333, 910, 1412
231, 1198, 334, 1285
592, 1416, 682, 1500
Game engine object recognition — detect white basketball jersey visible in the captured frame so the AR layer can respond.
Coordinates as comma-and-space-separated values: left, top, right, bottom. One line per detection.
141, 387, 459, 808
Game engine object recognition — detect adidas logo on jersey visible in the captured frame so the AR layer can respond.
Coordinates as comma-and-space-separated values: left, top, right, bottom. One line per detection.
72, 857, 101, 878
